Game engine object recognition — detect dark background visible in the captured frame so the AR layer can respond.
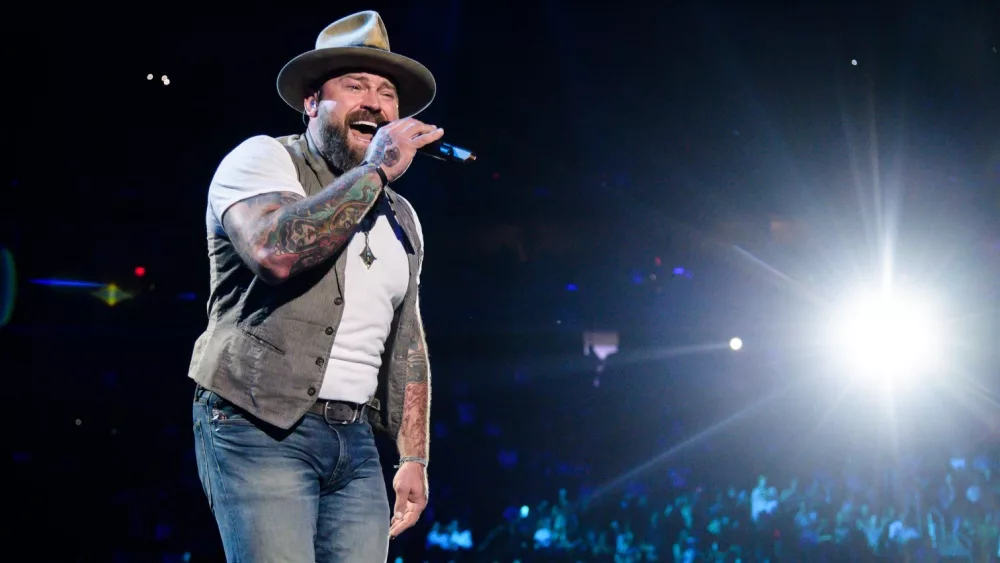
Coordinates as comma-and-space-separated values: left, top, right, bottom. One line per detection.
5, 0, 999, 561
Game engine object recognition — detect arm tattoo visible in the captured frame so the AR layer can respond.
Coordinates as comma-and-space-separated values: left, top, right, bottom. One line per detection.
405, 324, 430, 384
399, 382, 429, 460
399, 313, 431, 459
223, 166, 383, 283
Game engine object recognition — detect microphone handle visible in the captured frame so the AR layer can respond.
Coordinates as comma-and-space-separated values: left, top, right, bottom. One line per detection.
418, 140, 477, 163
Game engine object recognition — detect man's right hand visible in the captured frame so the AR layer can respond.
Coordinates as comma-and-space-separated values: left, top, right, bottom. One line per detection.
364, 118, 444, 183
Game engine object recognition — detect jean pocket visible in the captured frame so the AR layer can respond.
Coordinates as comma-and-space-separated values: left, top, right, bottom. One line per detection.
209, 401, 256, 426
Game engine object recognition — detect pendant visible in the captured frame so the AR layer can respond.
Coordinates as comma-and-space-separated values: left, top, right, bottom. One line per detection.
360, 236, 377, 269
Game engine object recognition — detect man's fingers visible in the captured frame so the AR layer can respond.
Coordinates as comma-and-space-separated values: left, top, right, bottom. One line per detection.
412, 127, 445, 147
397, 119, 428, 133
388, 514, 414, 537
404, 123, 438, 138
391, 485, 407, 528
392, 496, 406, 521
388, 515, 411, 537
389, 509, 421, 538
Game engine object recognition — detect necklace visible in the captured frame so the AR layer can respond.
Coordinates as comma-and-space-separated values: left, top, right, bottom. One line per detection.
359, 215, 377, 269
360, 230, 376, 268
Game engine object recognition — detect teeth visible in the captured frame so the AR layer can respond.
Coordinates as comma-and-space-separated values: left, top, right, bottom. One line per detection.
351, 121, 377, 128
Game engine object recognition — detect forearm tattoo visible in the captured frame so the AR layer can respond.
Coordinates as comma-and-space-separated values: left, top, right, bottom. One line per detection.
399, 317, 431, 458
224, 166, 383, 281
399, 382, 429, 459
406, 328, 430, 384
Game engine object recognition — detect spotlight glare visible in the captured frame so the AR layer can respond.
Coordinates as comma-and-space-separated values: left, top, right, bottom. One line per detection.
729, 337, 743, 351
827, 288, 942, 381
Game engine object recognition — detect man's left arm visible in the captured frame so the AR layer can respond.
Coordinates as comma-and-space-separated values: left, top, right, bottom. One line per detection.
389, 303, 431, 538
399, 316, 430, 460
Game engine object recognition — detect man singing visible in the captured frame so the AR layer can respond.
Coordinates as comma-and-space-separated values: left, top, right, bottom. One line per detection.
187, 10, 440, 562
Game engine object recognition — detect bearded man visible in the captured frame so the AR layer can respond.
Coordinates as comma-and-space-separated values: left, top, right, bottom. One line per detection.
187, 10, 439, 562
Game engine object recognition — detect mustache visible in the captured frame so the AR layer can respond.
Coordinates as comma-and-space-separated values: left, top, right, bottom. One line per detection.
345, 110, 388, 127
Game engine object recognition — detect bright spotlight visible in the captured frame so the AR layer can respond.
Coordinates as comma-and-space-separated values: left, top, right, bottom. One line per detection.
729, 337, 743, 351
827, 288, 943, 381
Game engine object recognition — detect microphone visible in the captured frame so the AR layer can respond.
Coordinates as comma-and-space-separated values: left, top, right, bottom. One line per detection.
369, 121, 477, 163
418, 140, 477, 163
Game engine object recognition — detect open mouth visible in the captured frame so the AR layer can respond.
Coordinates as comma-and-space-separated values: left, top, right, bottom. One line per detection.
348, 120, 379, 144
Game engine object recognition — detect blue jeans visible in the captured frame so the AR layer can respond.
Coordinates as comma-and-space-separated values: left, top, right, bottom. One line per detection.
192, 389, 390, 562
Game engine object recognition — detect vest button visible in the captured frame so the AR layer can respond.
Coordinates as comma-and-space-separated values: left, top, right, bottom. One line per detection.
325, 326, 334, 335
307, 387, 316, 396
315, 357, 325, 366
334, 297, 344, 306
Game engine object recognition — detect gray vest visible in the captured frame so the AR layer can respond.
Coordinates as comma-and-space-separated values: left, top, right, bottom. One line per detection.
187, 131, 423, 438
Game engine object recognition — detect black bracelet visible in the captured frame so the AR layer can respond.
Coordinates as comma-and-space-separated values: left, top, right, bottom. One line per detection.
365, 163, 389, 187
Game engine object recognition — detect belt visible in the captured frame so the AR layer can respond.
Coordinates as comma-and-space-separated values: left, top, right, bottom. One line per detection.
307, 398, 374, 425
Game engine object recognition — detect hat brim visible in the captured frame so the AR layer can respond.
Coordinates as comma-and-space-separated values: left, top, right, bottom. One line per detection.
277, 47, 436, 118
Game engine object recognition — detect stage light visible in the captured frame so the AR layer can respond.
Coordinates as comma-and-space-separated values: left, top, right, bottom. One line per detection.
729, 337, 743, 351
31, 279, 103, 288
93, 283, 133, 307
583, 331, 619, 361
134, 266, 146, 277
827, 287, 943, 381
0, 248, 16, 329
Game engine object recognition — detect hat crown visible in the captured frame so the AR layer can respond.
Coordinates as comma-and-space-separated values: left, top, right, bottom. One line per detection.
277, 9, 435, 117
315, 11, 390, 52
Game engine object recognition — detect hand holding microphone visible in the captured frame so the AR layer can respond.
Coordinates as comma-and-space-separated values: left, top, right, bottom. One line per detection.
365, 118, 476, 183
364, 118, 445, 183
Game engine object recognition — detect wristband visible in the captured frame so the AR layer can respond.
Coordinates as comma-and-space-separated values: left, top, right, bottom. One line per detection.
395, 456, 428, 468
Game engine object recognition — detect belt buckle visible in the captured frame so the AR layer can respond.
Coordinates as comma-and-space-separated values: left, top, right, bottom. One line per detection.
323, 401, 362, 425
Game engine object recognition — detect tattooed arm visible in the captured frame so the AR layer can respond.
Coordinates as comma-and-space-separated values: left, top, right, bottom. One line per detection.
398, 304, 431, 462
222, 164, 384, 284
389, 308, 432, 538
218, 120, 438, 284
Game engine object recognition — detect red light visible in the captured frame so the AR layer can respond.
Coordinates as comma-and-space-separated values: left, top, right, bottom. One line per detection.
654, 257, 662, 266
134, 266, 146, 277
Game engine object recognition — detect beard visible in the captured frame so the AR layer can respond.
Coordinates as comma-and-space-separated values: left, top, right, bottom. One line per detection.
315, 106, 387, 172
316, 110, 364, 172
